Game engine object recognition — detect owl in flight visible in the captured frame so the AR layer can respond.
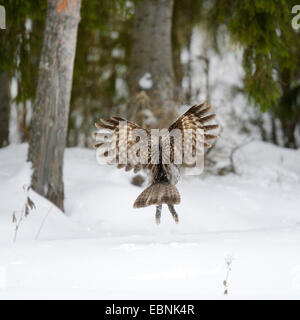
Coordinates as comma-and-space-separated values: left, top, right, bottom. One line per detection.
94, 103, 218, 225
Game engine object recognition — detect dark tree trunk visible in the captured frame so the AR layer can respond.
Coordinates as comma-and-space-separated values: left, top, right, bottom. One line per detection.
281, 119, 297, 149
270, 115, 278, 145
28, 0, 81, 211
171, 0, 184, 102
278, 67, 297, 148
202, 51, 210, 104
185, 32, 193, 105
0, 72, 10, 148
128, 0, 175, 127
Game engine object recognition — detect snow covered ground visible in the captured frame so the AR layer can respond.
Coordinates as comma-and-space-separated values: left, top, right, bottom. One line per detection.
0, 143, 300, 299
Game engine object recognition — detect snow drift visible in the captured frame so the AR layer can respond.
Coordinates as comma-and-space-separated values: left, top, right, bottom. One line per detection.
0, 142, 299, 299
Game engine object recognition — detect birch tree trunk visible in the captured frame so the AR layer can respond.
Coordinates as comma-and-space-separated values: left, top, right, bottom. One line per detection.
28, 0, 81, 211
128, 0, 175, 128
0, 72, 9, 148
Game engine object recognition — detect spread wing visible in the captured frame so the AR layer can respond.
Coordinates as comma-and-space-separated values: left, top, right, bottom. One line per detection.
94, 116, 151, 173
163, 103, 219, 167
94, 103, 218, 173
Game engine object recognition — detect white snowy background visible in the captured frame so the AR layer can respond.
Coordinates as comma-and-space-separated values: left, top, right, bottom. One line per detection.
0, 30, 300, 300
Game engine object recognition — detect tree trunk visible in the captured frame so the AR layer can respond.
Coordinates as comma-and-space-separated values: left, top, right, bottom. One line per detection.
28, 0, 81, 211
171, 0, 184, 102
270, 114, 278, 145
128, 0, 175, 128
281, 119, 297, 149
0, 72, 10, 148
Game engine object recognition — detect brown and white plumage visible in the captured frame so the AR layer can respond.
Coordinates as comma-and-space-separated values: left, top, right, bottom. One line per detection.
94, 103, 218, 224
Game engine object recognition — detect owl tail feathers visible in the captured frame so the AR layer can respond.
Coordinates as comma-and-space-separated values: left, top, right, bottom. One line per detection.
133, 183, 181, 208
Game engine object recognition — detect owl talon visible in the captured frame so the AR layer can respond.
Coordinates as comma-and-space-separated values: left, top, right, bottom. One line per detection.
174, 215, 179, 224
168, 204, 179, 224
155, 204, 162, 225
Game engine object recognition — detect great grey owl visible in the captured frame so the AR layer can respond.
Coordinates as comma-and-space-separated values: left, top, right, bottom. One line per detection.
94, 103, 218, 224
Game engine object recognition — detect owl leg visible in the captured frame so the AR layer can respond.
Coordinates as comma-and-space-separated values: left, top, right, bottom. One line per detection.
168, 204, 179, 223
155, 204, 162, 225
